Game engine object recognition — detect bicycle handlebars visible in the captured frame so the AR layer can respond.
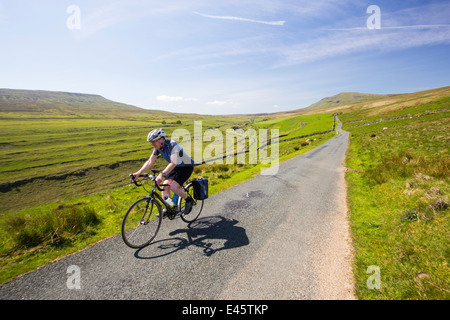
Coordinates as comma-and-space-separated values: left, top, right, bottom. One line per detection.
129, 170, 169, 191
129, 173, 147, 187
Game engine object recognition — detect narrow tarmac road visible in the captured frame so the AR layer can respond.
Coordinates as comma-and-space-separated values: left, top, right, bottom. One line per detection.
0, 121, 355, 300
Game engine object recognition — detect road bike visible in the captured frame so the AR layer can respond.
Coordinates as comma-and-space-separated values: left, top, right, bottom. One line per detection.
121, 170, 204, 249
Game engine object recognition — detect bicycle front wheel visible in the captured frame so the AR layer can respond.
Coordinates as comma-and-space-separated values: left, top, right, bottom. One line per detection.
121, 197, 162, 248
179, 182, 204, 223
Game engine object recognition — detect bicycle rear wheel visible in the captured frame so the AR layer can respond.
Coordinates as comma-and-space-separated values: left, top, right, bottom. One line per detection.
121, 197, 162, 248
179, 182, 204, 223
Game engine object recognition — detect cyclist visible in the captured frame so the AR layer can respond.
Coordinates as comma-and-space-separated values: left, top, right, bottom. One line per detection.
132, 128, 195, 214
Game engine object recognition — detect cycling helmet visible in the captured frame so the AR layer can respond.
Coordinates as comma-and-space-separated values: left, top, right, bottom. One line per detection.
147, 128, 166, 142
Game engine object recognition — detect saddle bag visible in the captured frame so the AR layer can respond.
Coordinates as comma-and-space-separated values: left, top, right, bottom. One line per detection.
192, 178, 209, 200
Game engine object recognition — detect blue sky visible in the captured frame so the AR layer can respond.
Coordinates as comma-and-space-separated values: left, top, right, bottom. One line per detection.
1, 0, 449, 115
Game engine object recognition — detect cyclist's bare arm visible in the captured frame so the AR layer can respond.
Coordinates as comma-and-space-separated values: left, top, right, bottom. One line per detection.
133, 154, 158, 178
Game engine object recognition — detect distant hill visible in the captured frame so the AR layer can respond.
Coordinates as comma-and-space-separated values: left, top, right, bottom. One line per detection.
0, 89, 168, 118
246, 92, 398, 118
292, 86, 450, 118
303, 92, 397, 111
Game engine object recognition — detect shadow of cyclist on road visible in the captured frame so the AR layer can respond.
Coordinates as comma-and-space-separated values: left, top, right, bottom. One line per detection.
134, 216, 249, 259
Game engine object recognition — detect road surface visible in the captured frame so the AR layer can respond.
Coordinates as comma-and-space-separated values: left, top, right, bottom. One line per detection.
0, 121, 354, 300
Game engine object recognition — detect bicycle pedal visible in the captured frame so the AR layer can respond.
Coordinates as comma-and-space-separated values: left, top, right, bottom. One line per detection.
167, 211, 177, 220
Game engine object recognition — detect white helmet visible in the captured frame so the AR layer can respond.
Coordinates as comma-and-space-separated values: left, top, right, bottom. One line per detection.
147, 128, 166, 142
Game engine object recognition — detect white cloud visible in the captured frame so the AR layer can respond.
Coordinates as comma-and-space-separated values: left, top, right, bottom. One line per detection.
193, 11, 285, 26
157, 95, 183, 102
274, 27, 450, 68
206, 100, 241, 109
272, 1, 450, 67
207, 100, 228, 105
154, 2, 450, 71
157, 95, 198, 102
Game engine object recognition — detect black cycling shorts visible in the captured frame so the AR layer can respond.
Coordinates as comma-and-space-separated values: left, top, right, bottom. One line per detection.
166, 166, 194, 186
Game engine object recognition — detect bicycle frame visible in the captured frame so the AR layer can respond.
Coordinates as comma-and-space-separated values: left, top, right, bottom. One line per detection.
131, 172, 180, 218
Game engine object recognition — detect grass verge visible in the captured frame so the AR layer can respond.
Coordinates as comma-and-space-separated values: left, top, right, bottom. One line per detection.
343, 112, 449, 299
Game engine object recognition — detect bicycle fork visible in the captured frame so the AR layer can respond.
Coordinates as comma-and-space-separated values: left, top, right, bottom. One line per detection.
140, 197, 156, 225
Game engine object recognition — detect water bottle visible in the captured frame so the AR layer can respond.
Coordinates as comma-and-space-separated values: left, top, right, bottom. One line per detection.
172, 193, 179, 206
